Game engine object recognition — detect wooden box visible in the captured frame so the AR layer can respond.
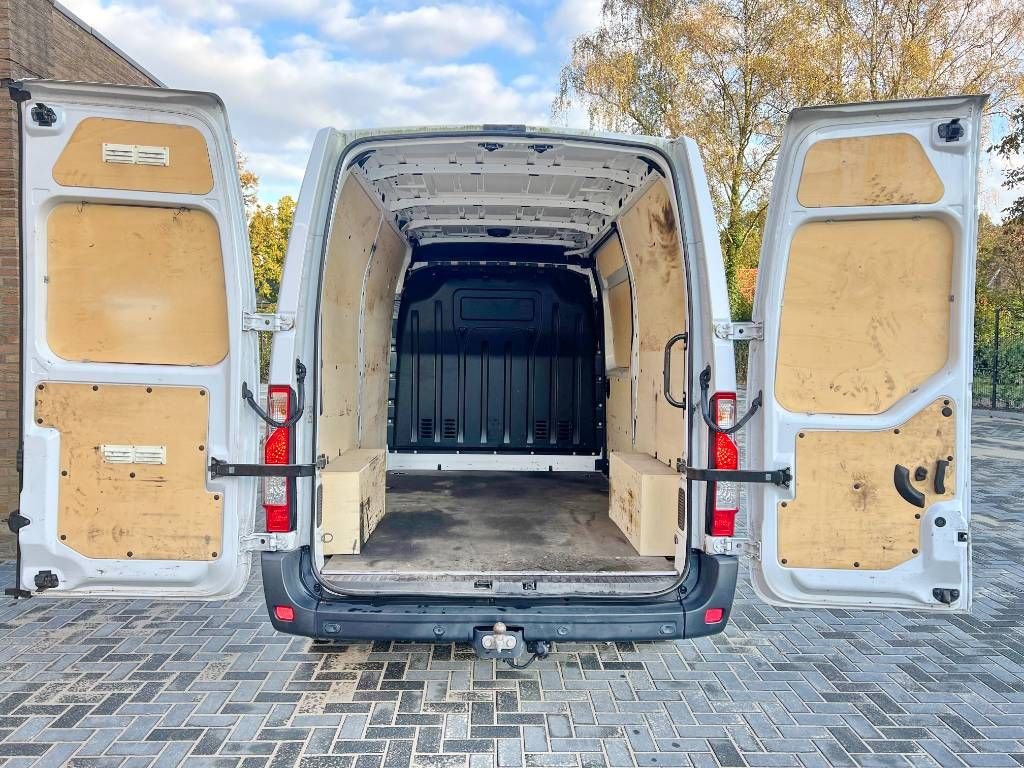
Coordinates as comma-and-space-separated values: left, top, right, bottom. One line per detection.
320, 449, 386, 555
609, 452, 680, 556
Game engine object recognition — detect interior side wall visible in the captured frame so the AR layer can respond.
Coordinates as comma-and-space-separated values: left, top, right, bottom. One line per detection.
319, 172, 406, 460
596, 178, 688, 468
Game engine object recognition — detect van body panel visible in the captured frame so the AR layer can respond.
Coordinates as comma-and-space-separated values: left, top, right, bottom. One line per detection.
13, 80, 258, 599
747, 96, 985, 611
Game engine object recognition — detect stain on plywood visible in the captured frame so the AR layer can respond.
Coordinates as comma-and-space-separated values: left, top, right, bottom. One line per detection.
53, 117, 214, 194
797, 133, 943, 208
778, 398, 956, 570
46, 203, 228, 366
35, 382, 221, 561
775, 218, 953, 415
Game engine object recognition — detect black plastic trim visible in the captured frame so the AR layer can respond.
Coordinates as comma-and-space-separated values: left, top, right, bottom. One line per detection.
262, 548, 737, 642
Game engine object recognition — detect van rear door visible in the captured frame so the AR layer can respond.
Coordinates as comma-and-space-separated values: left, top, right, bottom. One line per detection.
747, 96, 985, 611
10, 80, 260, 599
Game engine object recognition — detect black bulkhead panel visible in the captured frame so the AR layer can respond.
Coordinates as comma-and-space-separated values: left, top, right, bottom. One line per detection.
390, 264, 603, 454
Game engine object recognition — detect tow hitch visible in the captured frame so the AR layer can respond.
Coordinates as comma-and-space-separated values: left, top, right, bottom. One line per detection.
473, 622, 550, 667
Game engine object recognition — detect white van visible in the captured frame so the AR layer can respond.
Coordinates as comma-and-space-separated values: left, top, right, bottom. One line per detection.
7, 79, 982, 662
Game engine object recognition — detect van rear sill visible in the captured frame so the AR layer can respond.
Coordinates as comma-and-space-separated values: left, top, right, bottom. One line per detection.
320, 571, 681, 598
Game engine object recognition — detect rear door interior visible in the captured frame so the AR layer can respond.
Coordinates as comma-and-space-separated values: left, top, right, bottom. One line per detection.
12, 80, 259, 599
747, 96, 985, 611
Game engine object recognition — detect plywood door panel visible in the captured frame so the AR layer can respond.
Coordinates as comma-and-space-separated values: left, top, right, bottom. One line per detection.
778, 398, 956, 570
797, 133, 943, 208
46, 203, 229, 366
775, 218, 953, 415
35, 383, 221, 561
52, 117, 215, 194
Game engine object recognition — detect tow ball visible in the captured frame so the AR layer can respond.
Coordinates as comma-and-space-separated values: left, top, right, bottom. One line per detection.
472, 622, 550, 667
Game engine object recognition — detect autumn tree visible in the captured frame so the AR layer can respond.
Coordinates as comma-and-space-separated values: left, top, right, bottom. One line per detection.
992, 104, 1024, 223
236, 152, 295, 304
557, 0, 1024, 316
249, 195, 296, 303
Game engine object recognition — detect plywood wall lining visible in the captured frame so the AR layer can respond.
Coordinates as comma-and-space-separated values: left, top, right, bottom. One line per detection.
616, 180, 687, 466
52, 117, 215, 194
778, 398, 956, 570
46, 203, 229, 366
797, 133, 944, 208
35, 383, 222, 561
359, 224, 406, 449
319, 174, 387, 460
775, 218, 953, 415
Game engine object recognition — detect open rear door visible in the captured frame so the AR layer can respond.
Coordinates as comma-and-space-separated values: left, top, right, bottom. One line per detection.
747, 96, 985, 611
10, 80, 260, 599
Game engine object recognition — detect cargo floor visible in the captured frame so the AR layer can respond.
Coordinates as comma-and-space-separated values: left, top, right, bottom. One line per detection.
321, 471, 675, 574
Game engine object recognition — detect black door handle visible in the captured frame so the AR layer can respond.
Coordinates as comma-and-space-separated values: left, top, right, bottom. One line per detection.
934, 459, 949, 494
894, 464, 925, 508
663, 332, 688, 408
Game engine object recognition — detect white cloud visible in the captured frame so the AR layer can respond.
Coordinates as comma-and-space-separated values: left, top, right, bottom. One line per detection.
549, 0, 603, 47
59, 0, 553, 202
323, 4, 535, 59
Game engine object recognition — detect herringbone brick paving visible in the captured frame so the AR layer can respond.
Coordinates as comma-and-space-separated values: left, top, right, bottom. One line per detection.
0, 411, 1021, 767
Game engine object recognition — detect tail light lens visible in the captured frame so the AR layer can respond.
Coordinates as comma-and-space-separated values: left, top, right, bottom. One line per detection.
709, 392, 739, 537
263, 385, 294, 533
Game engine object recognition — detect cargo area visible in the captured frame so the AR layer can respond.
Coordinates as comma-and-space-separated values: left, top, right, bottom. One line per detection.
311, 135, 690, 594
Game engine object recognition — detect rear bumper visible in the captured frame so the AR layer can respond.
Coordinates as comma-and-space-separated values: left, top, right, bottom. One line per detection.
261, 548, 737, 643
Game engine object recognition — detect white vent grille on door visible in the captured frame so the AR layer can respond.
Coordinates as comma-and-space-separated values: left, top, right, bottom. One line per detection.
100, 444, 167, 465
102, 143, 170, 166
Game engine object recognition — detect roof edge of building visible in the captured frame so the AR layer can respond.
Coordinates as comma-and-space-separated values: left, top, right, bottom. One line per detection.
52, 1, 167, 88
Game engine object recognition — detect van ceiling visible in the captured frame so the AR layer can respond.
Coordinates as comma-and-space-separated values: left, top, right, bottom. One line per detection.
353, 138, 660, 251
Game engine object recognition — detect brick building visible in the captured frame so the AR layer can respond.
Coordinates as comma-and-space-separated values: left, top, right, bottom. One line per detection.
1, 0, 162, 552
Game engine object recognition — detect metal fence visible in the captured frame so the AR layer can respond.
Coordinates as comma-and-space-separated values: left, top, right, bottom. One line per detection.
974, 306, 1024, 411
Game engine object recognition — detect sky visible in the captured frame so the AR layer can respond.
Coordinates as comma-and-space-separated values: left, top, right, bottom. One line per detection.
61, 0, 603, 204
62, 0, 1018, 217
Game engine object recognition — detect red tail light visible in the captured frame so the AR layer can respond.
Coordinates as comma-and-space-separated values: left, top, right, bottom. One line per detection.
709, 392, 739, 537
263, 385, 294, 533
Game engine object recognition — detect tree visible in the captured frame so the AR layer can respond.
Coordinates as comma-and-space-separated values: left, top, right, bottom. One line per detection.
557, 0, 1024, 316
249, 196, 296, 303
992, 104, 1024, 222
236, 152, 295, 304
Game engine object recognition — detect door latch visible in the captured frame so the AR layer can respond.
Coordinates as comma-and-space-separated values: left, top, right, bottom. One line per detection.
713, 321, 763, 341
706, 537, 760, 559
242, 312, 294, 332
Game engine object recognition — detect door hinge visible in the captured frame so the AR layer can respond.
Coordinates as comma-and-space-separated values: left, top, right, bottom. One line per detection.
713, 321, 763, 341
209, 456, 323, 479
685, 464, 792, 488
242, 312, 294, 332
706, 537, 760, 560
241, 532, 295, 552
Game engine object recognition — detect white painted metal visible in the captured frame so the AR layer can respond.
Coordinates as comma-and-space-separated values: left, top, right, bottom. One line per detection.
17, 80, 259, 599
747, 96, 984, 612
386, 453, 600, 472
